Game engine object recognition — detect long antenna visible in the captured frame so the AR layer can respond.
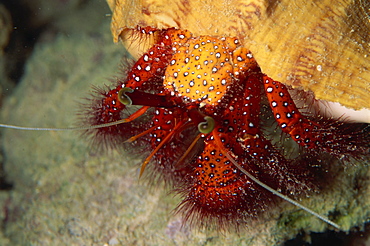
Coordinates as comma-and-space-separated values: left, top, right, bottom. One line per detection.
0, 119, 129, 131
212, 133, 340, 229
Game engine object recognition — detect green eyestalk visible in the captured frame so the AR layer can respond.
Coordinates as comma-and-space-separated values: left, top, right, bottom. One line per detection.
198, 116, 215, 134
118, 87, 134, 105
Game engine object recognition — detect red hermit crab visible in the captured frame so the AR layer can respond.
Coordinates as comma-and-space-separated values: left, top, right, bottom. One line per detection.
80, 27, 369, 229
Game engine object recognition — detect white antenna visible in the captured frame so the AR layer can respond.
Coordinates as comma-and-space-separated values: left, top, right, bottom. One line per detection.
212, 133, 340, 229
0, 119, 128, 131
0, 120, 341, 229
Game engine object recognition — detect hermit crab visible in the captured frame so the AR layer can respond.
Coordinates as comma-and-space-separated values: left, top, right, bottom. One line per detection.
99, 0, 370, 227
75, 25, 368, 229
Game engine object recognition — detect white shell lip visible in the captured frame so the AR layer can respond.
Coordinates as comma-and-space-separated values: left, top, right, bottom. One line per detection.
290, 88, 370, 123
317, 101, 370, 123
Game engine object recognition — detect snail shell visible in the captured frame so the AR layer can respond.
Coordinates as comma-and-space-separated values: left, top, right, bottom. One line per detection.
106, 0, 370, 112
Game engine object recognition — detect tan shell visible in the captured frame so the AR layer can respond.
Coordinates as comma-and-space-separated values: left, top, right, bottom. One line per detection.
106, 0, 370, 110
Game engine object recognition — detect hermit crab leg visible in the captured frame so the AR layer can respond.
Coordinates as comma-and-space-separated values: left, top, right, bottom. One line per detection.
263, 75, 369, 159
211, 131, 340, 229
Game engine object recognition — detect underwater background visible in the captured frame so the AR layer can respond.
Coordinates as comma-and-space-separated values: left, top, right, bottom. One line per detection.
0, 0, 369, 245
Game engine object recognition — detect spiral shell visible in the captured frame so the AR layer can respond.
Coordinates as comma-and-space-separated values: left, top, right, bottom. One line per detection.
106, 0, 369, 111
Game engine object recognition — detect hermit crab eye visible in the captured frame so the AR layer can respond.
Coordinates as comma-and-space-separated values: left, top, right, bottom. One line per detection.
118, 87, 134, 105
197, 116, 215, 134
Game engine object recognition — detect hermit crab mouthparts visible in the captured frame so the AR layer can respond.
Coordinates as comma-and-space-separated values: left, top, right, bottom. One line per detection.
116, 87, 217, 133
